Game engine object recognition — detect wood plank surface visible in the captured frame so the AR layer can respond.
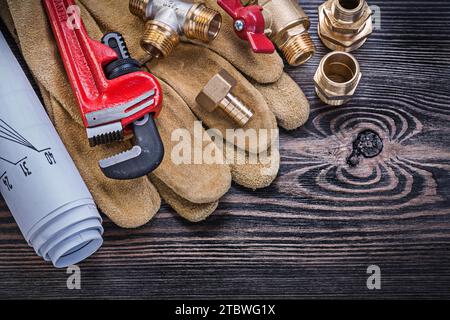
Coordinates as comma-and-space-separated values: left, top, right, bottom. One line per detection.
0, 0, 449, 299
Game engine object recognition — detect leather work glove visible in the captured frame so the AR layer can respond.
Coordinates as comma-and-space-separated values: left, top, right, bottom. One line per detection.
0, 0, 309, 228
80, 0, 310, 184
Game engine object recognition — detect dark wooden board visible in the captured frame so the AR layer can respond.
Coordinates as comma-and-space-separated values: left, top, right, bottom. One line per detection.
0, 0, 449, 299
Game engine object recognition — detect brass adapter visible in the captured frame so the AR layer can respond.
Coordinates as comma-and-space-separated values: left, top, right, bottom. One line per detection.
318, 0, 373, 52
243, 0, 316, 66
196, 70, 254, 127
314, 51, 362, 106
130, 0, 222, 58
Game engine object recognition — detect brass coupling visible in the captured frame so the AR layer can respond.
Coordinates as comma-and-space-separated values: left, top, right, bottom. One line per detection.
243, 0, 315, 66
318, 0, 373, 52
314, 51, 362, 106
130, 0, 222, 58
196, 69, 254, 127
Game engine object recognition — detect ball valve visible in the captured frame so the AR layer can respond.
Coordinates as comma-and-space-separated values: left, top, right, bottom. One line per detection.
217, 0, 275, 53
220, 0, 316, 66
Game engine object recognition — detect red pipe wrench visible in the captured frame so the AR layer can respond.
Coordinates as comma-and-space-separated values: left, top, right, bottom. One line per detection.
43, 0, 164, 180
217, 0, 274, 53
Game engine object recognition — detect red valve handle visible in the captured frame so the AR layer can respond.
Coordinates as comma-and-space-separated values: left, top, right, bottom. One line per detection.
217, 0, 275, 54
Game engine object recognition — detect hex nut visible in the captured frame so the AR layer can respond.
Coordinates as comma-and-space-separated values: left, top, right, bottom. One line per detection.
318, 0, 373, 52
196, 70, 254, 127
196, 70, 237, 112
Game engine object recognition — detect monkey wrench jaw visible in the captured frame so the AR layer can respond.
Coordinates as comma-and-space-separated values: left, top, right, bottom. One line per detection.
43, 0, 164, 180
98, 114, 164, 180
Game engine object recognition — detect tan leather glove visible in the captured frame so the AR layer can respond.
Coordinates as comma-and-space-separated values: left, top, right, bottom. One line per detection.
80, 0, 310, 184
0, 0, 309, 228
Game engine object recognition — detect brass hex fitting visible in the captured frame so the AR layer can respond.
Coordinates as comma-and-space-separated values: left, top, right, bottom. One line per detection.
130, 0, 222, 58
314, 51, 362, 106
318, 0, 373, 52
196, 70, 254, 127
243, 0, 316, 66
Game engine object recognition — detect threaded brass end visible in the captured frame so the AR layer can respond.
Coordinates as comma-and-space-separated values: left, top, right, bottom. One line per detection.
318, 0, 372, 52
333, 0, 365, 23
184, 3, 222, 42
314, 51, 362, 106
219, 94, 254, 127
141, 21, 180, 58
129, 0, 149, 20
281, 33, 316, 66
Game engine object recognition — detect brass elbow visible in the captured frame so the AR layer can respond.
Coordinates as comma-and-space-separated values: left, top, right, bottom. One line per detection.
243, 0, 315, 66
129, 0, 222, 58
314, 51, 362, 106
318, 0, 373, 52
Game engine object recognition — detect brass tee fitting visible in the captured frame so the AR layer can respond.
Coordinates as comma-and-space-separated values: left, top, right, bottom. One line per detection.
243, 0, 315, 66
196, 69, 254, 127
130, 0, 222, 58
318, 0, 373, 52
314, 51, 362, 106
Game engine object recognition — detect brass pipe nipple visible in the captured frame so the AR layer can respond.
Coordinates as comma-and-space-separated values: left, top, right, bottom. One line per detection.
314, 51, 362, 106
129, 0, 149, 20
141, 21, 180, 58
258, 0, 315, 66
332, 0, 366, 22
196, 70, 254, 127
280, 32, 316, 66
184, 3, 222, 42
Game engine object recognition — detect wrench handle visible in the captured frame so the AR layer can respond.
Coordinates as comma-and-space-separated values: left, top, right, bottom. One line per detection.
43, 0, 118, 103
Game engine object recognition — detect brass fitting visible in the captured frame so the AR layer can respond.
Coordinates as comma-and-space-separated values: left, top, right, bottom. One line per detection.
314, 51, 362, 106
196, 69, 254, 127
130, 0, 222, 58
318, 0, 373, 52
243, 0, 315, 66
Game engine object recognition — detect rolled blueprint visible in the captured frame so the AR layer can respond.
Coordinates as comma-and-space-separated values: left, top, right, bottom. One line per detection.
0, 31, 103, 268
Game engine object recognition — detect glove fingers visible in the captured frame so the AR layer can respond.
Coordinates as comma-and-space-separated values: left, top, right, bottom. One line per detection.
149, 44, 278, 154
228, 144, 281, 190
46, 89, 161, 228
150, 176, 219, 223
252, 72, 310, 130
153, 80, 232, 204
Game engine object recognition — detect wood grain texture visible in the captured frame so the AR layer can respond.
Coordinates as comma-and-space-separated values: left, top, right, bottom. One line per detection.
0, 0, 449, 299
